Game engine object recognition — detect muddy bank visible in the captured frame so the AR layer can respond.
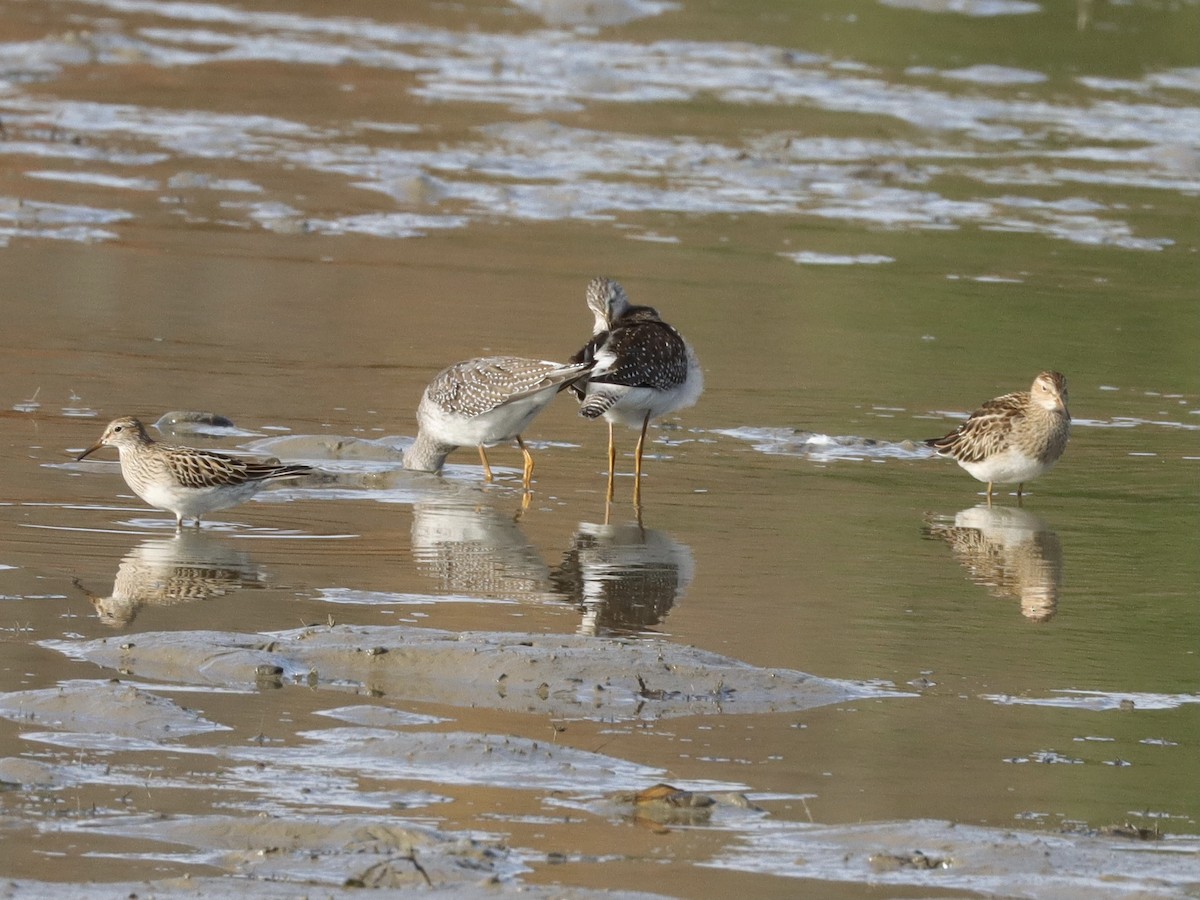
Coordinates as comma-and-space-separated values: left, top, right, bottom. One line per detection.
0, 875, 666, 900
45, 624, 895, 720
707, 818, 1200, 898
4, 816, 1193, 898
3, 640, 1193, 898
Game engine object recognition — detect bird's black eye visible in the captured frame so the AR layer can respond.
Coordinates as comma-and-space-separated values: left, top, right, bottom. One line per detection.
114, 426, 123, 432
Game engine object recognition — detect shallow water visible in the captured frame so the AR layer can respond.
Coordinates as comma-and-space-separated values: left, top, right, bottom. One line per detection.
1, 0, 1197, 896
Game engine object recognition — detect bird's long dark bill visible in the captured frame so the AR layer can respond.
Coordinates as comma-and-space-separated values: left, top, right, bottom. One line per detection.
76, 442, 105, 462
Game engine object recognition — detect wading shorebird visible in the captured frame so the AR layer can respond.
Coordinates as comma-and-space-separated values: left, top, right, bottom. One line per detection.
925, 371, 1070, 504
405, 356, 593, 489
77, 416, 314, 528
569, 276, 702, 505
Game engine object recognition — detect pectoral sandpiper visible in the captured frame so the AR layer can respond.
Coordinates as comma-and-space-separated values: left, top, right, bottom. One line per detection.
77, 416, 313, 528
405, 356, 592, 488
569, 276, 702, 504
925, 371, 1070, 503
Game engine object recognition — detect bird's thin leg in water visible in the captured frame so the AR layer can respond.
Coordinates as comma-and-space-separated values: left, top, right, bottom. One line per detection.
606, 421, 616, 503
479, 445, 494, 482
632, 412, 650, 508
517, 436, 534, 489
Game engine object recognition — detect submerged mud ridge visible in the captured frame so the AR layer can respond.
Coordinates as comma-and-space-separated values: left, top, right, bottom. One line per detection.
0, 679, 228, 740
47, 624, 892, 720
712, 427, 930, 461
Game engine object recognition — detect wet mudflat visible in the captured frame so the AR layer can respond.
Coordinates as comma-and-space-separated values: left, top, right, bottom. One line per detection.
1, 0, 1198, 897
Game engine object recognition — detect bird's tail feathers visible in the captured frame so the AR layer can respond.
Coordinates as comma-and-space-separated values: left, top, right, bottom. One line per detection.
579, 392, 620, 419
924, 433, 958, 455
255, 462, 314, 481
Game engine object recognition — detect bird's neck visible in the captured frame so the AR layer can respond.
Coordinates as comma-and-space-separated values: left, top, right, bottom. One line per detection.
119, 436, 155, 457
405, 431, 453, 473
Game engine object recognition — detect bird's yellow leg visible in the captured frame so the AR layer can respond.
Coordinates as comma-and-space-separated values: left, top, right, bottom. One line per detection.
632, 412, 650, 508
606, 421, 616, 503
479, 445, 493, 482
517, 436, 534, 489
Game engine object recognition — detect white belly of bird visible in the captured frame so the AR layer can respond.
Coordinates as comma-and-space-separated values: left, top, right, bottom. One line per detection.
138, 480, 262, 518
428, 395, 547, 448
602, 355, 704, 429
959, 446, 1054, 486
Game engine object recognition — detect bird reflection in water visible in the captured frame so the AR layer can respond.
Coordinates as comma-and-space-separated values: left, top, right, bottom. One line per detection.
410, 498, 550, 601
551, 520, 694, 636
74, 530, 268, 627
923, 506, 1063, 622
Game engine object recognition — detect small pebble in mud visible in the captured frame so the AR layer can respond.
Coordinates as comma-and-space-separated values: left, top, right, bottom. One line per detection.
632, 784, 715, 809
255, 668, 283, 690
1102, 822, 1161, 840
1063, 821, 1162, 841
609, 783, 761, 826
366, 646, 387, 657
868, 850, 948, 871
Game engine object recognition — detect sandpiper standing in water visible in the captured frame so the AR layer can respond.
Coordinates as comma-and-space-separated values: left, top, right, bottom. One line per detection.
406, 356, 592, 489
77, 416, 314, 528
925, 371, 1070, 504
569, 277, 703, 505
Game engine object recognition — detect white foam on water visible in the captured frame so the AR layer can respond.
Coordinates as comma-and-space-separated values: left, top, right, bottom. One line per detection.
982, 690, 1200, 711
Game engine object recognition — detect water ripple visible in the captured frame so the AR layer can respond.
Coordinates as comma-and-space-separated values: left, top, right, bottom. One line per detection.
0, 1, 1192, 249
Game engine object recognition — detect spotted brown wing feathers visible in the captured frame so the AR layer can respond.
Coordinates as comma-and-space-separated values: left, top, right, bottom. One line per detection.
591, 320, 689, 390
926, 392, 1029, 463
166, 446, 309, 488
167, 447, 253, 488
428, 358, 588, 418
